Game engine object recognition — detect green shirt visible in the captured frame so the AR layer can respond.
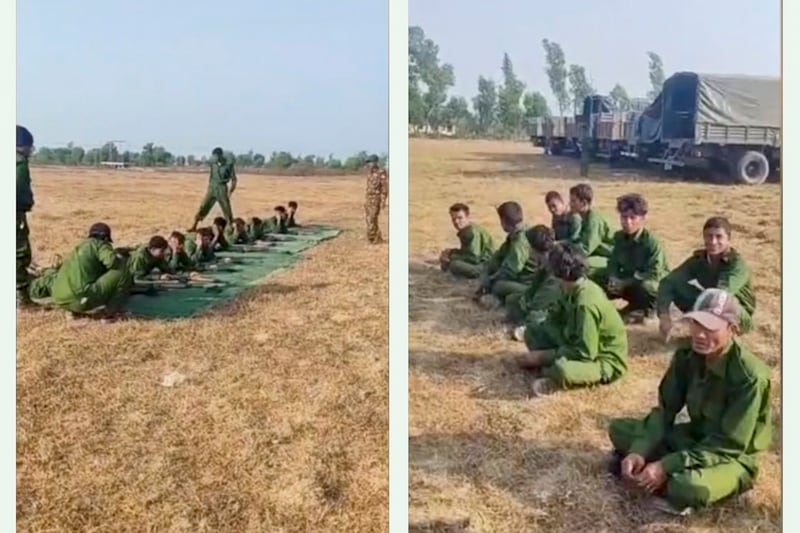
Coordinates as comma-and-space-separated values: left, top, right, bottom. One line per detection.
628, 340, 772, 476
208, 156, 236, 186
166, 248, 195, 272
287, 212, 298, 228
451, 223, 495, 264
226, 226, 250, 245
51, 238, 121, 304
127, 245, 171, 278
246, 220, 267, 241
552, 212, 582, 242
263, 215, 289, 235
572, 209, 614, 257
485, 228, 538, 283
657, 248, 756, 316
541, 278, 628, 376
607, 228, 669, 282
17, 154, 34, 213
185, 238, 215, 264
519, 267, 562, 325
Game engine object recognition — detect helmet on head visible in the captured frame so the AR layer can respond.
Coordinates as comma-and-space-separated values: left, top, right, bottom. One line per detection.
88, 222, 113, 243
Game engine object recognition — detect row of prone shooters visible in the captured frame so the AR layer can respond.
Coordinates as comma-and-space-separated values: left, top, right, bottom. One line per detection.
22, 203, 302, 322
439, 182, 769, 515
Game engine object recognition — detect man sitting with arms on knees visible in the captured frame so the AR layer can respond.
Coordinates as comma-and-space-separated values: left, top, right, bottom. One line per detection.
505, 225, 562, 340
440, 202, 495, 279
607, 288, 771, 515
516, 242, 628, 396
567, 183, 614, 277
475, 201, 537, 307
657, 216, 756, 339
604, 193, 669, 324
49, 222, 130, 320
545, 190, 581, 242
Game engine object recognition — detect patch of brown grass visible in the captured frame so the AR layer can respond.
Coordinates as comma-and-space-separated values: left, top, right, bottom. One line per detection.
17, 167, 388, 532
408, 139, 781, 532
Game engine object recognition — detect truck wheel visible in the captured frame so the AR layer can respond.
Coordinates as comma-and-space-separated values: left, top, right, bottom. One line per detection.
734, 151, 770, 185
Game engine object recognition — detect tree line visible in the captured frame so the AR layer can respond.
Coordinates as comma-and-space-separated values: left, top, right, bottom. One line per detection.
408, 26, 666, 138
31, 141, 388, 172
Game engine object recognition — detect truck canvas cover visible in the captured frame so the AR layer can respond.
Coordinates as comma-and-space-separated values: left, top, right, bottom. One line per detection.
661, 72, 780, 142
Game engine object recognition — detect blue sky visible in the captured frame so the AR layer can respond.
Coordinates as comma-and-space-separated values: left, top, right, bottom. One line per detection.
410, 0, 780, 111
17, 0, 388, 157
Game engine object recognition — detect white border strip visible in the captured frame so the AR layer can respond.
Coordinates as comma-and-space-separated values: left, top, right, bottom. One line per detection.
783, 0, 795, 529
388, 0, 409, 530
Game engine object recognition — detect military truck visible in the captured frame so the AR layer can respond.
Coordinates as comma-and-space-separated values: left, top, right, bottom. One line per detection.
528, 116, 579, 155
646, 72, 780, 185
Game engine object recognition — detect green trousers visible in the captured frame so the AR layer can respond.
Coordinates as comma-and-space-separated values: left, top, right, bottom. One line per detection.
16, 212, 31, 291
445, 259, 483, 279
28, 267, 59, 300
606, 279, 659, 313
670, 285, 753, 333
491, 280, 529, 303
505, 292, 527, 323
524, 324, 620, 388
608, 418, 754, 509
195, 183, 233, 224
53, 269, 128, 314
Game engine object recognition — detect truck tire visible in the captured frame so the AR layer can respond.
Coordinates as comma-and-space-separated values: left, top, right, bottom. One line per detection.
734, 151, 770, 185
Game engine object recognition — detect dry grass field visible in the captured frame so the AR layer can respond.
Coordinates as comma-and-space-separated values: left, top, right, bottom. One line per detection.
408, 139, 781, 532
16, 168, 388, 532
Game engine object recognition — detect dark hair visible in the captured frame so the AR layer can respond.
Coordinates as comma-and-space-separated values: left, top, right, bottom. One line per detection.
703, 216, 732, 236
169, 231, 186, 244
526, 225, 555, 253
212, 147, 224, 157
544, 191, 563, 204
449, 203, 470, 215
288, 201, 298, 209
198, 227, 214, 238
88, 222, 112, 242
148, 235, 168, 250
250, 217, 263, 226
548, 243, 587, 282
496, 201, 524, 226
569, 183, 593, 205
275, 205, 287, 214
213, 217, 227, 229
616, 193, 648, 216
233, 217, 246, 226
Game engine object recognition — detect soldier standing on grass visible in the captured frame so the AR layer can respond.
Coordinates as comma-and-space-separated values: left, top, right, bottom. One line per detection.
364, 154, 388, 244
187, 147, 237, 232
17, 125, 35, 308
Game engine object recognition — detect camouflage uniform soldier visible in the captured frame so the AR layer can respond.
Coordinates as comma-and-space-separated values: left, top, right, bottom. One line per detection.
365, 154, 388, 244
17, 125, 35, 308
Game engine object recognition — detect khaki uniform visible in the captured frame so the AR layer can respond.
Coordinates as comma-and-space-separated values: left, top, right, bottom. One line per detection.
365, 166, 388, 243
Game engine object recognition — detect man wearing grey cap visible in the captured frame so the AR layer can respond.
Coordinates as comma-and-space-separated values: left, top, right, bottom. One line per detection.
607, 288, 772, 514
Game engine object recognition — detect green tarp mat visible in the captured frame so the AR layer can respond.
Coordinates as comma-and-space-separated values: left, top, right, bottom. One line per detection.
31, 225, 341, 320
125, 224, 341, 319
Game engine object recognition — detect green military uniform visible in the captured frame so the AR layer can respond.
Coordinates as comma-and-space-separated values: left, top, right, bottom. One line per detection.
657, 249, 756, 332
525, 278, 628, 388
185, 238, 215, 264
194, 156, 236, 225
247, 220, 267, 241
571, 209, 614, 274
442, 223, 495, 279
365, 166, 388, 243
126, 245, 171, 280
608, 340, 772, 509
287, 211, 299, 228
505, 267, 562, 326
484, 228, 538, 302
28, 266, 59, 300
50, 238, 128, 313
604, 228, 669, 312
226, 226, 250, 245
552, 212, 582, 242
263, 215, 288, 235
17, 153, 34, 294
166, 248, 195, 272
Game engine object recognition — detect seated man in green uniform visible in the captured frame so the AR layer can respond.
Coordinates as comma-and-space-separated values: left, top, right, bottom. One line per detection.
287, 201, 300, 228
49, 222, 130, 319
545, 190, 581, 242
226, 217, 250, 244
657, 216, 756, 337
604, 193, 669, 324
505, 225, 562, 340
439, 202, 495, 279
475, 201, 538, 306
567, 183, 614, 276
607, 288, 772, 515
516, 242, 628, 396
